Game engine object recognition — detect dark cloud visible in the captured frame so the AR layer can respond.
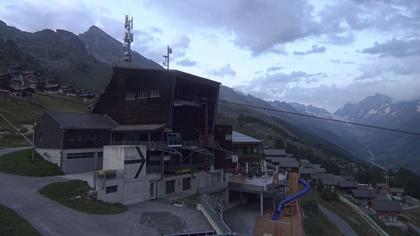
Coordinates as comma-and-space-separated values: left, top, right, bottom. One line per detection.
266, 66, 284, 73
209, 64, 236, 77
331, 59, 355, 65
176, 58, 197, 67
146, 0, 319, 55
171, 35, 191, 58
362, 38, 420, 57
0, 1, 97, 33
147, 0, 420, 55
355, 62, 420, 81
293, 45, 326, 55
240, 71, 326, 97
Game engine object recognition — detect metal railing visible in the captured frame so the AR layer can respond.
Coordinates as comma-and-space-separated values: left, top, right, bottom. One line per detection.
200, 195, 234, 234
111, 141, 200, 150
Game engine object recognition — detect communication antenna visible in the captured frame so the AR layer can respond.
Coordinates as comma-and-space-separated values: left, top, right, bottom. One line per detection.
123, 14, 134, 62
162, 46, 172, 69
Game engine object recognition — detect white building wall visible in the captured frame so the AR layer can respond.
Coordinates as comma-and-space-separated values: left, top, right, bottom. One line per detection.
36, 148, 62, 167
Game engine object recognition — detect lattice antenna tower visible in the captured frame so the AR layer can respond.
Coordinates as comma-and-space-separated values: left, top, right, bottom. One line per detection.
123, 15, 134, 62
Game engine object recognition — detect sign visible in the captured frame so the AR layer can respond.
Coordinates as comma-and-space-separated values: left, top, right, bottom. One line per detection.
232, 154, 238, 163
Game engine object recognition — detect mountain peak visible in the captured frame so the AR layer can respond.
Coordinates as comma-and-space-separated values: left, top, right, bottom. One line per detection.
85, 25, 106, 35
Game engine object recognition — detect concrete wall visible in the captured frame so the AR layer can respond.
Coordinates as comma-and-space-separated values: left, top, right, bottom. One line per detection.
36, 148, 62, 167
62, 148, 103, 174
97, 173, 161, 204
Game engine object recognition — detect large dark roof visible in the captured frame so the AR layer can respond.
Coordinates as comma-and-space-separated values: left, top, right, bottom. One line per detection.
351, 189, 376, 199
264, 149, 288, 156
112, 66, 221, 87
112, 124, 166, 132
371, 200, 402, 212
232, 131, 262, 144
47, 111, 118, 130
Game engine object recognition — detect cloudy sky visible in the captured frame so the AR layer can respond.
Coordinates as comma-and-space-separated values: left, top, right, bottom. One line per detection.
1, 0, 419, 111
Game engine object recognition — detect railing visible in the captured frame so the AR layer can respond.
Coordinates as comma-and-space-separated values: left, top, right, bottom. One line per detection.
199, 195, 235, 235
111, 141, 200, 150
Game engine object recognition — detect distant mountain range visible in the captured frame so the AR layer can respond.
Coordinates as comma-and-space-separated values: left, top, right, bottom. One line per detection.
1, 19, 418, 174
0, 20, 161, 90
78, 25, 161, 69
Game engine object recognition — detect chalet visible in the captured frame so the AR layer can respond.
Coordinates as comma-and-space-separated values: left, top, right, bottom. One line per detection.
370, 199, 402, 222
312, 173, 342, 191
274, 158, 299, 172
231, 131, 264, 171
264, 149, 291, 160
35, 66, 225, 203
34, 111, 117, 173
338, 180, 358, 193
375, 183, 389, 194
214, 124, 235, 171
351, 189, 376, 204
390, 188, 404, 201
43, 83, 60, 93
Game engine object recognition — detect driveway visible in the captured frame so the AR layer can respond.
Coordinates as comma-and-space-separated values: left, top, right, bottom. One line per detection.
0, 148, 212, 236
318, 204, 357, 236
0, 146, 31, 155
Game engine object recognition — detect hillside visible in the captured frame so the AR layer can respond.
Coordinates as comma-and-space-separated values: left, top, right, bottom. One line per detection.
0, 38, 41, 72
78, 26, 162, 69
0, 93, 88, 147
333, 94, 420, 173
0, 20, 112, 90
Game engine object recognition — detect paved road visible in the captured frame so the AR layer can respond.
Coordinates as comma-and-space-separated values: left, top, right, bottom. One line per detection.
408, 223, 420, 235
0, 148, 212, 236
339, 195, 390, 236
318, 204, 357, 236
0, 146, 31, 155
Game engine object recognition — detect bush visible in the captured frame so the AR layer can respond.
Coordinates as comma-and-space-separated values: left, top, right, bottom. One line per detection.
320, 190, 338, 202
0, 150, 63, 176
39, 180, 127, 215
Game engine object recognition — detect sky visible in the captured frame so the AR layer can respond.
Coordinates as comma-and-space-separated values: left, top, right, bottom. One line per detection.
1, 0, 419, 112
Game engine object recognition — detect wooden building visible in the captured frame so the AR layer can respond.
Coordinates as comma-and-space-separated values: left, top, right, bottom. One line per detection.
231, 131, 264, 171
34, 111, 117, 173
92, 66, 221, 175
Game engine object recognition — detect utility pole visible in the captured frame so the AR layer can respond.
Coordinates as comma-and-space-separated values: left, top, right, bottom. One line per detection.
162, 46, 172, 69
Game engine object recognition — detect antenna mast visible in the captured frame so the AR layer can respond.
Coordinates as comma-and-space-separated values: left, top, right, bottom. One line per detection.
162, 46, 172, 69
123, 14, 133, 62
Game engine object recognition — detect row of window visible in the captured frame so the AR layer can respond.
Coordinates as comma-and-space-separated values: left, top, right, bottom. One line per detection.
125, 89, 160, 101
67, 152, 102, 159
68, 134, 105, 144
165, 177, 191, 194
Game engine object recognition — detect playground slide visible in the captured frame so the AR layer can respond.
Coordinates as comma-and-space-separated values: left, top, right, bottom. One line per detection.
272, 178, 311, 221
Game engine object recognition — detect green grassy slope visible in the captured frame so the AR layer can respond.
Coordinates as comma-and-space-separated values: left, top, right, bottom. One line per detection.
0, 204, 40, 236
0, 93, 88, 146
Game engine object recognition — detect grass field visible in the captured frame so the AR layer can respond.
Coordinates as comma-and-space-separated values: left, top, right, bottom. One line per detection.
0, 204, 40, 236
0, 93, 88, 147
301, 191, 380, 236
39, 180, 128, 215
0, 149, 63, 176
402, 207, 420, 228
299, 197, 343, 236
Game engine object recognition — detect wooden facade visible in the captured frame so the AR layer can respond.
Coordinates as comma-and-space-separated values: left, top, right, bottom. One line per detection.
93, 67, 220, 144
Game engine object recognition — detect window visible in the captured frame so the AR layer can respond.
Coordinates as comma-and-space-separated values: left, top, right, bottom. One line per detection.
150, 182, 155, 198
182, 177, 191, 191
105, 185, 118, 194
165, 180, 175, 194
67, 152, 95, 159
150, 89, 160, 98
137, 90, 148, 100
125, 92, 136, 101
167, 133, 182, 147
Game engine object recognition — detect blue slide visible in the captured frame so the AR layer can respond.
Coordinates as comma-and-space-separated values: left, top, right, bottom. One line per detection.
272, 178, 311, 221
